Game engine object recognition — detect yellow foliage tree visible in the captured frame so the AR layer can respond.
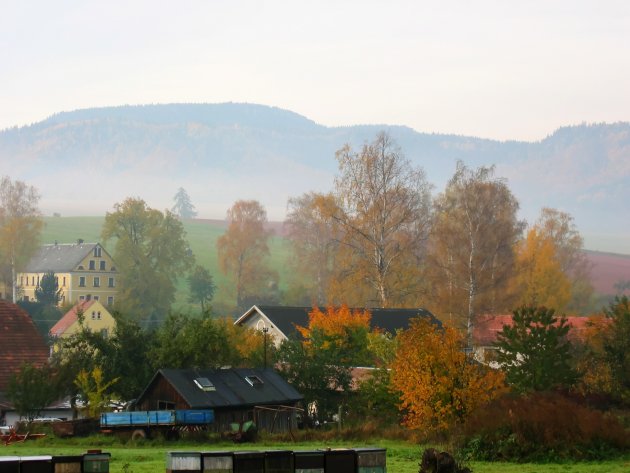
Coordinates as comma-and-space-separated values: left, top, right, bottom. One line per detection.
512, 228, 572, 311
74, 367, 119, 418
391, 318, 506, 434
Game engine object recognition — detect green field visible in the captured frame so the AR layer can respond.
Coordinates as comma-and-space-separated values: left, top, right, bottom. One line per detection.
3, 437, 629, 473
40, 216, 292, 317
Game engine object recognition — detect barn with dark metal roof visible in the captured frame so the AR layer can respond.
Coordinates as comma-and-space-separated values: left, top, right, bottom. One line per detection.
135, 368, 303, 433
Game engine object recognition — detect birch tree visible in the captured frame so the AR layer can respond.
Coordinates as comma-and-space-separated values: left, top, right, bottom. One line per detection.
428, 162, 523, 345
331, 132, 432, 307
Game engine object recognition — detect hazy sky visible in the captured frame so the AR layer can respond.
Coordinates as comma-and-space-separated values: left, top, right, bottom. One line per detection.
1, 1, 629, 141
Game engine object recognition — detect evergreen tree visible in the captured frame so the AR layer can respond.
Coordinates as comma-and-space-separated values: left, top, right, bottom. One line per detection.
35, 271, 62, 306
495, 306, 576, 392
171, 187, 197, 219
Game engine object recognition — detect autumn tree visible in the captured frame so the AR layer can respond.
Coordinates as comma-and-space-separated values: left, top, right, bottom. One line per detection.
187, 265, 216, 311
284, 192, 340, 305
428, 162, 523, 345
0, 176, 43, 302
171, 187, 197, 219
495, 306, 576, 392
216, 200, 277, 310
511, 228, 572, 310
295, 305, 373, 366
101, 197, 194, 323
330, 132, 432, 307
391, 317, 506, 434
534, 208, 593, 313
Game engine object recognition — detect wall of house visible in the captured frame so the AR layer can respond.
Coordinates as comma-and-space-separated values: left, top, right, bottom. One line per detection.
61, 301, 117, 338
18, 247, 118, 306
240, 312, 287, 347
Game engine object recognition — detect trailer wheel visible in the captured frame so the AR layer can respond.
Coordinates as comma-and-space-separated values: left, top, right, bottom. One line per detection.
131, 429, 147, 441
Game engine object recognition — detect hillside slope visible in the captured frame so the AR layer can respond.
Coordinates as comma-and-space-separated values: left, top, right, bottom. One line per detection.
2, 103, 629, 253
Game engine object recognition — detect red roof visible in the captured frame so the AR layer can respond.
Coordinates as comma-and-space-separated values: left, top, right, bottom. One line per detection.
50, 299, 97, 337
473, 313, 610, 346
0, 299, 50, 392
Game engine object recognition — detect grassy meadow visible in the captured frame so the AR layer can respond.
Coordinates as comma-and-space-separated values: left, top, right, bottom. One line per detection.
3, 436, 630, 473
41, 216, 291, 317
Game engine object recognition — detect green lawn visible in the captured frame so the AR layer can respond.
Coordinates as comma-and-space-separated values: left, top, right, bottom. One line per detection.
40, 216, 292, 317
2, 437, 629, 473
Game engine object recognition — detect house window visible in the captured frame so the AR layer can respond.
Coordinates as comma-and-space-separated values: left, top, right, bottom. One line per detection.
94, 296, 99, 301
79, 277, 86, 287
89, 260, 95, 270
20, 276, 23, 285
100, 260, 106, 270
100, 328, 108, 338
23, 295, 29, 301
194, 377, 216, 392
107, 296, 114, 306
32, 276, 35, 285
93, 277, 100, 287
91, 311, 97, 320
79, 296, 85, 301
93, 247, 101, 257
158, 400, 175, 410
97, 311, 101, 319
63, 276, 66, 286
108, 277, 115, 287
245, 375, 264, 387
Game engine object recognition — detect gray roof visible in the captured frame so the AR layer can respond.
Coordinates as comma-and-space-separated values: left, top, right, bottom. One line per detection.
138, 368, 303, 410
25, 243, 100, 272
239, 305, 441, 339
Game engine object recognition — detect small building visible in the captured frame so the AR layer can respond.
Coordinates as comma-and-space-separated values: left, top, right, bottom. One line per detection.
234, 305, 440, 346
18, 242, 118, 306
50, 299, 117, 349
135, 368, 303, 433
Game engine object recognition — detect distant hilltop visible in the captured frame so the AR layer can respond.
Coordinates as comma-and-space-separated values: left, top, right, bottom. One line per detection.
1, 103, 629, 253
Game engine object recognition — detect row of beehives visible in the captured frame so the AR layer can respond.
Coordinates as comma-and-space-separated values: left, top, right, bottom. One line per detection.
0, 451, 110, 473
166, 448, 387, 473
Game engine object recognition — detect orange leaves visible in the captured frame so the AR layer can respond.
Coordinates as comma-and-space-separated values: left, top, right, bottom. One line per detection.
297, 305, 371, 340
391, 317, 506, 434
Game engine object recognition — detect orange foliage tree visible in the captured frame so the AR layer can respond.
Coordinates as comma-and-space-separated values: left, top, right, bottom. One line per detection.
296, 305, 372, 366
391, 317, 506, 435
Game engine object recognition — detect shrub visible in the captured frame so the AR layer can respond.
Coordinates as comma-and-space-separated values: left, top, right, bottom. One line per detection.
459, 391, 630, 461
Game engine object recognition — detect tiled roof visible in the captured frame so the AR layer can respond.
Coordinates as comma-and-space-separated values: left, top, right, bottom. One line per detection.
238, 305, 440, 338
49, 300, 97, 337
473, 313, 610, 346
0, 299, 50, 393
24, 243, 98, 272
138, 368, 303, 410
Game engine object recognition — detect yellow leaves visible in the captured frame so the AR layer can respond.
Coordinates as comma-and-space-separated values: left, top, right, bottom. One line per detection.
512, 228, 572, 311
391, 318, 507, 435
74, 366, 119, 418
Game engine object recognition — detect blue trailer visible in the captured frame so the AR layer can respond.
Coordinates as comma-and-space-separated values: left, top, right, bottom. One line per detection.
100, 409, 214, 440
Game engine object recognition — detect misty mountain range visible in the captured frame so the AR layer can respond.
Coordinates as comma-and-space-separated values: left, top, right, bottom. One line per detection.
1, 103, 629, 253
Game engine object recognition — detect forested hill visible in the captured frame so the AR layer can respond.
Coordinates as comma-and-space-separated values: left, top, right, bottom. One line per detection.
1, 103, 629, 253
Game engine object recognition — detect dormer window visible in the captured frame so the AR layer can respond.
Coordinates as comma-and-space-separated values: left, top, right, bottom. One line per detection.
194, 377, 216, 392
245, 375, 264, 387
94, 246, 101, 257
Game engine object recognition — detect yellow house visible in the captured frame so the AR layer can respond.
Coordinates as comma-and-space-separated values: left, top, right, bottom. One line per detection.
50, 299, 117, 341
18, 241, 118, 306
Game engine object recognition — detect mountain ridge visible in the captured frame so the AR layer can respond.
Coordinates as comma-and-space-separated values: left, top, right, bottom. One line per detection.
1, 103, 629, 254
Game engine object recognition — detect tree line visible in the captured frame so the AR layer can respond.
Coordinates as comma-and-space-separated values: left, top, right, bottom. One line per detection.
0, 131, 603, 331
